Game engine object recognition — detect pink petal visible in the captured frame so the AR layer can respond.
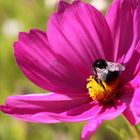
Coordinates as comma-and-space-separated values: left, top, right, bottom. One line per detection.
98, 99, 126, 120
120, 87, 140, 125
47, 1, 113, 79
46, 99, 126, 123
0, 92, 90, 114
57, 1, 70, 13
120, 42, 140, 85
45, 101, 102, 122
106, 0, 140, 63
129, 73, 140, 89
0, 93, 102, 123
123, 108, 140, 125
2, 92, 90, 113
81, 118, 102, 140
14, 29, 88, 94
80, 99, 126, 140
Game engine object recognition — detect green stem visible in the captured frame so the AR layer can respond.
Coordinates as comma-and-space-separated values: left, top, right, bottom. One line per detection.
124, 117, 140, 140
129, 125, 140, 140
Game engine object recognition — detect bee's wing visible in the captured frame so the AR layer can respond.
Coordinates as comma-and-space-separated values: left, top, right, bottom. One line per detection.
96, 68, 108, 81
106, 62, 125, 72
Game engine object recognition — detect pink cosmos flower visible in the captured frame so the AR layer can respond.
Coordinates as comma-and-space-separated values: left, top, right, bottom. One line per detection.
0, 0, 140, 139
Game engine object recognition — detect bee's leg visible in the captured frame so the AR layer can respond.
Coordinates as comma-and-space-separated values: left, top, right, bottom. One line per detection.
94, 76, 106, 91
94, 75, 99, 84
99, 80, 106, 91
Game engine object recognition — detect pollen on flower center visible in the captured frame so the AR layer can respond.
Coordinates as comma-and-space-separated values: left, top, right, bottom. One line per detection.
86, 76, 119, 103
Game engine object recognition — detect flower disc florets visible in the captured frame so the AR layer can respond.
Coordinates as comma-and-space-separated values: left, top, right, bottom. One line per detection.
87, 75, 119, 103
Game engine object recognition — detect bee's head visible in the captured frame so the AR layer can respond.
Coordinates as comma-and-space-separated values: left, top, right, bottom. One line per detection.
93, 59, 107, 72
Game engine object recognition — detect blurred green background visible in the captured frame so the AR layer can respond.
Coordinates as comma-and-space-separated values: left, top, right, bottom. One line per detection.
0, 0, 139, 140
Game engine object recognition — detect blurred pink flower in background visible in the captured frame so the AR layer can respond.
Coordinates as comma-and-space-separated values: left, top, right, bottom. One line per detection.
0, 0, 140, 139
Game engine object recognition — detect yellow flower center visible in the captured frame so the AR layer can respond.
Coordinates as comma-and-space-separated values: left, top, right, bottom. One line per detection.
87, 76, 119, 103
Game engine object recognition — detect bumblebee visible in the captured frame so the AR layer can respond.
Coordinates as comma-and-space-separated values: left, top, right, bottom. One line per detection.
93, 59, 125, 88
